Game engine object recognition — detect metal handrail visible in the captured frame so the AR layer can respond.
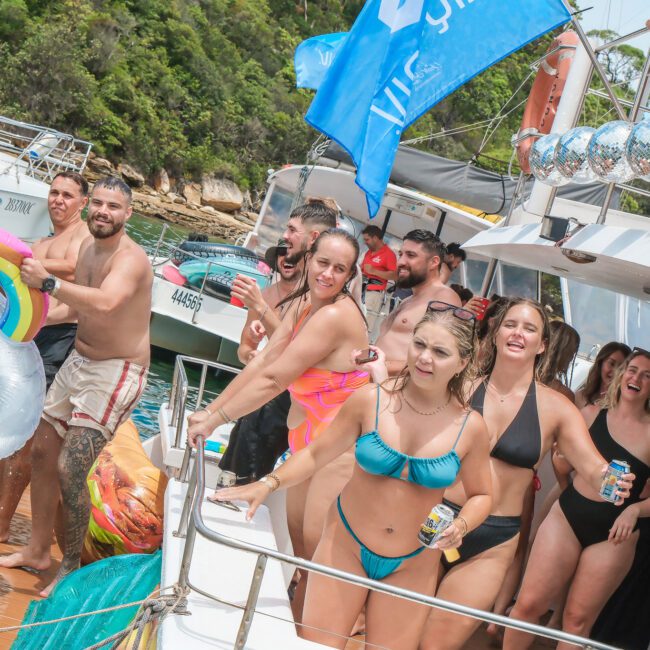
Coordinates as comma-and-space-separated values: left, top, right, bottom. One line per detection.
0, 115, 92, 181
149, 236, 261, 315
174, 440, 620, 650
170, 354, 241, 451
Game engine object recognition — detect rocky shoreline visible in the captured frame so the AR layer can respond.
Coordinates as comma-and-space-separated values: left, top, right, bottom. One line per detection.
85, 155, 258, 242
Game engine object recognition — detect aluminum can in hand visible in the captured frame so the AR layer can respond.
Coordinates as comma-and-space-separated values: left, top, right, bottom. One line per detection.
418, 504, 455, 547
599, 460, 630, 503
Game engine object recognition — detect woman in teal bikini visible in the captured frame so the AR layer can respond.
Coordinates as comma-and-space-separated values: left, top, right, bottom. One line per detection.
214, 304, 492, 649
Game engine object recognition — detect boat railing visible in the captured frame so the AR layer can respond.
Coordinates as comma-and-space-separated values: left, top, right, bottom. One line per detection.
165, 353, 620, 650
171, 441, 620, 650
0, 115, 92, 182
169, 354, 241, 452
150, 224, 265, 324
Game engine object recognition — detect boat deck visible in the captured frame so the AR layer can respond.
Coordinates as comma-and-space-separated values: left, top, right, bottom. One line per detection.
0, 487, 62, 650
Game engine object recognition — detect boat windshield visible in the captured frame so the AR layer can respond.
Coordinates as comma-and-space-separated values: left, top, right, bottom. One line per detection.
564, 279, 650, 356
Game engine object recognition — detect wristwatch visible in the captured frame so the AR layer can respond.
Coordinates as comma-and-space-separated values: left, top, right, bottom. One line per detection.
40, 275, 61, 296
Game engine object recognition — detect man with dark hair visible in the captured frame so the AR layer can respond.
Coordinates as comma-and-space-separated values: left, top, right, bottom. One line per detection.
360, 224, 396, 337
441, 242, 467, 284
375, 229, 461, 375
3, 176, 152, 596
216, 242, 304, 485
0, 171, 90, 542
282, 197, 363, 306
282, 199, 338, 265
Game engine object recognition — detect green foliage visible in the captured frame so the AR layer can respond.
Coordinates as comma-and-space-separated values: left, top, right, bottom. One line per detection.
0, 0, 642, 201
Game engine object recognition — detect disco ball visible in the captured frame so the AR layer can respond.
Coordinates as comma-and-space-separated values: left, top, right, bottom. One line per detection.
529, 134, 570, 186
625, 118, 650, 181
587, 120, 635, 183
554, 126, 597, 184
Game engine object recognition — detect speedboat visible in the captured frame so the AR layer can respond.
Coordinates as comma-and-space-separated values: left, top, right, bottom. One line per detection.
0, 116, 92, 242
148, 162, 500, 364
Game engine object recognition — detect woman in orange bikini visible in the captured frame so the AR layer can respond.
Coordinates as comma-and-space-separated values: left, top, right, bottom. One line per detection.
187, 228, 369, 615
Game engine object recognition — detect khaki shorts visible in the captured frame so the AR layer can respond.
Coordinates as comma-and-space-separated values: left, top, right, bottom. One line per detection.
42, 350, 148, 440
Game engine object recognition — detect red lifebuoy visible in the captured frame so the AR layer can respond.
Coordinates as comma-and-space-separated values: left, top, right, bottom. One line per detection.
514, 30, 579, 174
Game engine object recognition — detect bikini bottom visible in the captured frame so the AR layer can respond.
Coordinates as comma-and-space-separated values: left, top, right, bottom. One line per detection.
336, 496, 424, 581
440, 499, 521, 571
559, 483, 637, 548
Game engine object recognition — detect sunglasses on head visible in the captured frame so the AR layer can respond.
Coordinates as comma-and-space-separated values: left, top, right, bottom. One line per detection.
632, 347, 650, 358
426, 300, 477, 331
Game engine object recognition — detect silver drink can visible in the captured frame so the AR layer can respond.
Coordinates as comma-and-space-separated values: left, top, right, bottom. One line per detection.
418, 504, 455, 547
599, 460, 630, 503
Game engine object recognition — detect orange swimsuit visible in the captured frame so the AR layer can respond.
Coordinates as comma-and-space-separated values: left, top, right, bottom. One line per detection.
287, 307, 369, 452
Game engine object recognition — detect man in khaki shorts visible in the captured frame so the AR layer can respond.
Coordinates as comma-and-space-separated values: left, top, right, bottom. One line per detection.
0, 176, 152, 597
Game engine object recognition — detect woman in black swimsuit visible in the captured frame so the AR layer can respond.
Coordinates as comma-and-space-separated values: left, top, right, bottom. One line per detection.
420, 298, 633, 650
505, 348, 650, 650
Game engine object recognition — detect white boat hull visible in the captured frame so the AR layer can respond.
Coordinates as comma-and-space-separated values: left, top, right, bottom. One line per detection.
0, 159, 51, 241
150, 271, 245, 366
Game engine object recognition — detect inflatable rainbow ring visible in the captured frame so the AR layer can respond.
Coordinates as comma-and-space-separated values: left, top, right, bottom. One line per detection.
0, 227, 48, 342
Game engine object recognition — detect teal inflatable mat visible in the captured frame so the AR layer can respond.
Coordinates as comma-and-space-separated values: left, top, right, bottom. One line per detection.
12, 551, 161, 649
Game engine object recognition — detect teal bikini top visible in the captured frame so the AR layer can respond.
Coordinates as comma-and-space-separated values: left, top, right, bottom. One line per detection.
355, 386, 469, 489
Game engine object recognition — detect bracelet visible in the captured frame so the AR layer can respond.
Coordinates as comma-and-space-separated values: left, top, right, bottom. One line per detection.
217, 406, 233, 424
259, 304, 269, 321
260, 473, 281, 492
455, 515, 469, 538
198, 406, 214, 416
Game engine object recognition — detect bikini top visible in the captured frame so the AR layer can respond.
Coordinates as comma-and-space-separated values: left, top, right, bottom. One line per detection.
470, 380, 542, 470
355, 386, 469, 489
590, 409, 650, 505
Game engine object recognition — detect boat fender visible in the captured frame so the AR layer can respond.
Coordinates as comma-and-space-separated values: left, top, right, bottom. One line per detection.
514, 30, 579, 174
0, 227, 49, 342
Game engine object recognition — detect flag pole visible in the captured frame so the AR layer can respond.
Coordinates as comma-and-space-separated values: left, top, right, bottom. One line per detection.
567, 7, 628, 121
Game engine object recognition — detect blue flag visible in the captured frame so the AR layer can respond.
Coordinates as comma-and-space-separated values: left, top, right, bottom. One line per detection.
305, 0, 571, 217
295, 33, 348, 90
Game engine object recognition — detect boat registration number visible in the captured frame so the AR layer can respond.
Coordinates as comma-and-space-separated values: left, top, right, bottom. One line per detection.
171, 289, 202, 312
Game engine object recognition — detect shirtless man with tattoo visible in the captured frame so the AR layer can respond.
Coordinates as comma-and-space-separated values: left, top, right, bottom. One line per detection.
0, 176, 152, 597
0, 172, 90, 542
375, 230, 461, 376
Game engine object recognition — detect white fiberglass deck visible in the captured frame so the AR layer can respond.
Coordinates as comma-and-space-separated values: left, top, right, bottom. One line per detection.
159, 479, 324, 649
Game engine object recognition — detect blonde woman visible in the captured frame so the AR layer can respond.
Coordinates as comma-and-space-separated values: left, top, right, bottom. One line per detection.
215, 306, 492, 649
505, 348, 649, 649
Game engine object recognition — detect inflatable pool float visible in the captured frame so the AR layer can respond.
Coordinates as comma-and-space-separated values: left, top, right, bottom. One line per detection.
0, 228, 48, 459
0, 227, 48, 342
171, 240, 260, 266
83, 419, 168, 563
178, 255, 271, 299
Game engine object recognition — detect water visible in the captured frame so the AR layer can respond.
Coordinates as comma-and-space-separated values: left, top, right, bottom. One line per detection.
126, 214, 230, 439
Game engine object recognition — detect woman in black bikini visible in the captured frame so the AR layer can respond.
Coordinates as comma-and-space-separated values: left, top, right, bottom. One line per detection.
420, 298, 633, 650
505, 348, 650, 650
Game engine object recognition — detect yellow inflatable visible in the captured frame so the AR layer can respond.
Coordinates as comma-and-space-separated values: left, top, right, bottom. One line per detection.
83, 420, 168, 564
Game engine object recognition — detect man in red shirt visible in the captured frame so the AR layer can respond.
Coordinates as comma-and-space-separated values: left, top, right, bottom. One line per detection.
361, 225, 397, 338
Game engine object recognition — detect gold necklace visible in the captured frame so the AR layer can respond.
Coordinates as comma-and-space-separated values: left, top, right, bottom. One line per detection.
402, 391, 450, 416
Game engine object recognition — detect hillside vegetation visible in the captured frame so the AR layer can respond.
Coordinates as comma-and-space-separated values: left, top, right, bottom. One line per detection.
1, 0, 646, 208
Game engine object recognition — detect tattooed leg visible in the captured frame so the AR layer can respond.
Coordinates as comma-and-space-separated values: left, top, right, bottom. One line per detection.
40, 426, 107, 597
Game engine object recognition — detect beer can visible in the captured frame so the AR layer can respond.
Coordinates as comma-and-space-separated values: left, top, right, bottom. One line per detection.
418, 504, 455, 547
599, 460, 630, 503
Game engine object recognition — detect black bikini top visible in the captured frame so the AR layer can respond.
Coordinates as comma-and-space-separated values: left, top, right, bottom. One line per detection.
471, 380, 542, 470
590, 410, 650, 504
